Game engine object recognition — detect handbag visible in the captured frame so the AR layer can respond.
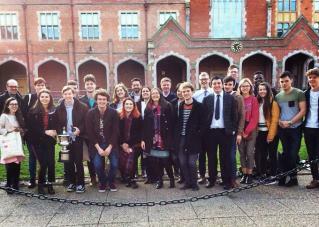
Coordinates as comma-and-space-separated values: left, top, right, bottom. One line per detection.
0, 131, 25, 161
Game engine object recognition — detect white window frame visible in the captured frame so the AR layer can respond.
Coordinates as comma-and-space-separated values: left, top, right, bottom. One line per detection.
118, 10, 140, 41
37, 11, 61, 41
314, 0, 319, 12
158, 10, 179, 28
0, 11, 20, 41
78, 11, 101, 41
314, 22, 319, 33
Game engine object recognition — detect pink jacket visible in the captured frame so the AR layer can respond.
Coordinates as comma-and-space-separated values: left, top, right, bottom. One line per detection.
243, 96, 259, 138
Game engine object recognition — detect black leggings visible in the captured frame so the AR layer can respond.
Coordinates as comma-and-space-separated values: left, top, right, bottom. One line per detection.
6, 163, 21, 189
34, 142, 55, 184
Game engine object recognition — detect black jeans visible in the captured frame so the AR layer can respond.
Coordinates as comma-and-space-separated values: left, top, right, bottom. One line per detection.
6, 162, 20, 189
255, 131, 279, 176
278, 126, 302, 178
304, 127, 319, 180
207, 129, 232, 185
34, 142, 55, 184
66, 138, 84, 186
178, 136, 198, 187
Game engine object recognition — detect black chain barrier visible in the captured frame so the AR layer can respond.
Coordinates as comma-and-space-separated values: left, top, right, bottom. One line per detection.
0, 159, 317, 208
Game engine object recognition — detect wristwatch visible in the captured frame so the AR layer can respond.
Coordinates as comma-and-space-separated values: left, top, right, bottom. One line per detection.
288, 120, 293, 126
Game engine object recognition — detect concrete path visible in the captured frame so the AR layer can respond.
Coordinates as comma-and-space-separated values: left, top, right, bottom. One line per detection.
0, 174, 318, 227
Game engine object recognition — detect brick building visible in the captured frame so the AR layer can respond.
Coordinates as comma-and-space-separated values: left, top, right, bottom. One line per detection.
0, 0, 318, 96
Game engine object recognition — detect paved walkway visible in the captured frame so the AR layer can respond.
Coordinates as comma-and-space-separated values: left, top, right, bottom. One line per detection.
0, 174, 318, 227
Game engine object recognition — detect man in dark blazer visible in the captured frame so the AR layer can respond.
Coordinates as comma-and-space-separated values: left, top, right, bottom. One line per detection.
55, 86, 88, 193
202, 76, 237, 190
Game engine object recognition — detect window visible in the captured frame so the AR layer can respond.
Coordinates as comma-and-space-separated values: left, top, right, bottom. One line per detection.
315, 1, 319, 11
40, 12, 60, 40
159, 11, 177, 26
120, 12, 139, 40
277, 23, 290, 37
0, 13, 18, 40
314, 22, 319, 34
211, 0, 245, 38
80, 12, 100, 40
278, 0, 296, 12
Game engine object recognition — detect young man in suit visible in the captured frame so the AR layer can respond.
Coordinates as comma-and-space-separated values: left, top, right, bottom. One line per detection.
202, 76, 237, 190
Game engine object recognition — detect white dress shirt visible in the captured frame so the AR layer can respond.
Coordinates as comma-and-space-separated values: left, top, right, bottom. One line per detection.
210, 91, 225, 129
193, 88, 213, 103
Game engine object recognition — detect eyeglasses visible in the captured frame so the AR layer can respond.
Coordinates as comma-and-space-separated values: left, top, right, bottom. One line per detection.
7, 86, 18, 88
9, 103, 18, 106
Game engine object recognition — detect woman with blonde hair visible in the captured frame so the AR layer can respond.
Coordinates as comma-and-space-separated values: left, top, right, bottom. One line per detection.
110, 83, 129, 112
237, 78, 259, 184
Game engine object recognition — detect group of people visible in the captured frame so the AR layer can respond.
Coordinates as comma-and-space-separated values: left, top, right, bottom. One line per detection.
1, 64, 319, 195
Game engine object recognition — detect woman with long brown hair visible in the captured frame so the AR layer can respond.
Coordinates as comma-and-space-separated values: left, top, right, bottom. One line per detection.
255, 82, 279, 180
141, 88, 175, 189
27, 89, 57, 194
119, 98, 143, 189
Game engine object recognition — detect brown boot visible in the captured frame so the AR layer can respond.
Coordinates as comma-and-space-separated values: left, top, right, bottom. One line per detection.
306, 180, 319, 189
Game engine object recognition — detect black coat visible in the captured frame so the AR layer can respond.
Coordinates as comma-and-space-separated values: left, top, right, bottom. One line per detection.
142, 99, 174, 153
54, 98, 88, 136
27, 110, 57, 145
202, 92, 237, 136
119, 116, 142, 148
174, 99, 205, 154
85, 106, 119, 149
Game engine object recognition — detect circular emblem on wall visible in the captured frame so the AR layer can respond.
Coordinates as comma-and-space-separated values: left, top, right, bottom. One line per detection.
231, 41, 243, 53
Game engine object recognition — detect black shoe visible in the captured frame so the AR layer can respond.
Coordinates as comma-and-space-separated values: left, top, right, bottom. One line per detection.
169, 179, 175, 188
240, 175, 247, 184
28, 180, 36, 189
205, 181, 215, 188
198, 177, 206, 185
278, 177, 286, 186
155, 181, 163, 189
246, 175, 253, 184
47, 184, 55, 195
38, 185, 46, 195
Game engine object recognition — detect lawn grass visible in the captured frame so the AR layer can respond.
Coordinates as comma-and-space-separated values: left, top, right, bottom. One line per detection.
0, 139, 309, 181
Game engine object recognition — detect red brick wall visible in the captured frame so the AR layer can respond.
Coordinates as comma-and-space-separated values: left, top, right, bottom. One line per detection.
190, 0, 210, 38
300, 0, 313, 22
246, 0, 267, 37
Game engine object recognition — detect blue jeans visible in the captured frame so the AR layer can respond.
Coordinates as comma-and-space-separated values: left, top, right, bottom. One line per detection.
93, 146, 118, 186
